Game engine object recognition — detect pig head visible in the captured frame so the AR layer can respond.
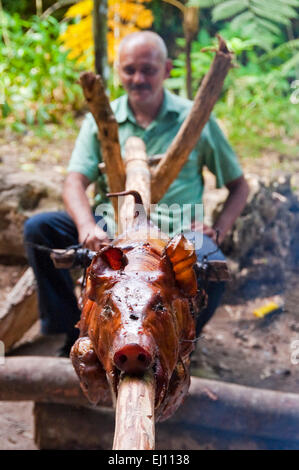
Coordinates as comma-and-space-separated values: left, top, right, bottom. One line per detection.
71, 224, 198, 422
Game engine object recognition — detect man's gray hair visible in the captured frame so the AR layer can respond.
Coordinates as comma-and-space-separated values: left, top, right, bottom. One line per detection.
118, 31, 168, 62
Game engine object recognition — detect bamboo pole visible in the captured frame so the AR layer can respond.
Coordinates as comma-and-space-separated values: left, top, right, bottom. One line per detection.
151, 35, 234, 203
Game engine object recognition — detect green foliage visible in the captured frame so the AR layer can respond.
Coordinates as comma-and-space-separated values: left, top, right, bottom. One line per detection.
167, 25, 299, 158
2, 0, 68, 21
0, 12, 85, 132
259, 38, 299, 75
188, 0, 299, 48
216, 68, 298, 159
165, 30, 214, 96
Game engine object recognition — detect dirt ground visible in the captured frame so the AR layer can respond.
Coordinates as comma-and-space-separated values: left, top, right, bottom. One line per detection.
0, 127, 298, 450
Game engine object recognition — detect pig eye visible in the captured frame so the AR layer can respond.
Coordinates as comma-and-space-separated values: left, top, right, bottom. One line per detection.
152, 296, 165, 313
102, 304, 113, 317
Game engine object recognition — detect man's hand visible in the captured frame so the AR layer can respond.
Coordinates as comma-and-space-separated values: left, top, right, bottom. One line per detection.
63, 172, 110, 252
191, 221, 220, 244
78, 222, 110, 252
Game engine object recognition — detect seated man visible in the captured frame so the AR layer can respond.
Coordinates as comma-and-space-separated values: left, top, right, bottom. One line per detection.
24, 31, 249, 356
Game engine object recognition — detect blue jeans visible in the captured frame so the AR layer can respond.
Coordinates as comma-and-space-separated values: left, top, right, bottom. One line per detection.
183, 231, 226, 336
24, 212, 225, 337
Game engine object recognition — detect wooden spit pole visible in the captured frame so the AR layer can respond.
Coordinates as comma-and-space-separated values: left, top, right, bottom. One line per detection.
112, 136, 156, 450
118, 136, 151, 233
113, 372, 156, 450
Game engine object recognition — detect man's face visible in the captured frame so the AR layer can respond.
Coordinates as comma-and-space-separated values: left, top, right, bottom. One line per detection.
118, 42, 172, 108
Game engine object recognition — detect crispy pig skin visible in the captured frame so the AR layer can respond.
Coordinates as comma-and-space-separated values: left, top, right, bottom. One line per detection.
72, 224, 197, 421
70, 336, 112, 406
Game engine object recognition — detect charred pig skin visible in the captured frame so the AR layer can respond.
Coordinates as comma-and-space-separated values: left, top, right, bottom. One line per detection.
71, 220, 198, 422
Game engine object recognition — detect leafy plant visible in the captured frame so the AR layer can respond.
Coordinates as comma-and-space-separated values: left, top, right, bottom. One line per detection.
188, 0, 299, 49
259, 38, 299, 76
0, 12, 85, 131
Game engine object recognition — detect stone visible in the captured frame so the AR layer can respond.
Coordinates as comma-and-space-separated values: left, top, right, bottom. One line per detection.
215, 174, 299, 297
0, 172, 63, 261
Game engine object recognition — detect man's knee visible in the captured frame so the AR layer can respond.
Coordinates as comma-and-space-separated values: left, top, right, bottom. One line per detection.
196, 281, 226, 336
24, 213, 53, 243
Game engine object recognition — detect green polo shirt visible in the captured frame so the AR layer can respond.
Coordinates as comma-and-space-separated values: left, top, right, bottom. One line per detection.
68, 89, 242, 237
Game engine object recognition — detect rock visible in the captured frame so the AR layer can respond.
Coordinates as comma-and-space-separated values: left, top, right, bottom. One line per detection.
0, 172, 63, 261
216, 174, 299, 296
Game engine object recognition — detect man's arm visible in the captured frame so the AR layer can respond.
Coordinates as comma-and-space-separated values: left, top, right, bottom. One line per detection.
192, 174, 249, 245
210, 174, 249, 244
63, 172, 109, 251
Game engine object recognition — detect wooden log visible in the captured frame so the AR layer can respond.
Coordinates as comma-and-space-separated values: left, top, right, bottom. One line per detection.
151, 35, 234, 203
119, 136, 151, 233
112, 372, 156, 450
0, 268, 38, 352
0, 356, 112, 407
31, 377, 299, 450
173, 376, 299, 443
79, 72, 126, 221
2, 358, 299, 447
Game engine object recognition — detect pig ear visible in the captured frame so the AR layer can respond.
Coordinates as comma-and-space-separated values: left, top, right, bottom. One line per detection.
91, 246, 127, 274
101, 246, 128, 270
165, 234, 198, 296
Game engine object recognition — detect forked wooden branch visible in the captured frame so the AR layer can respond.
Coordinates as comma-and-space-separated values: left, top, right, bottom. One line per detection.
79, 72, 126, 219
151, 35, 234, 203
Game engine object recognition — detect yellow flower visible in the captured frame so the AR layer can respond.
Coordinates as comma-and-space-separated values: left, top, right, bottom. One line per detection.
61, 0, 154, 66
64, 0, 93, 18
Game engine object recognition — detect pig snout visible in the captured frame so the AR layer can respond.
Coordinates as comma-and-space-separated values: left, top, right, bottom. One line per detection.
113, 344, 153, 375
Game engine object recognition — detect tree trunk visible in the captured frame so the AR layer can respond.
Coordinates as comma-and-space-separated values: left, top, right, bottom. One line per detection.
183, 6, 199, 100
93, 0, 109, 86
